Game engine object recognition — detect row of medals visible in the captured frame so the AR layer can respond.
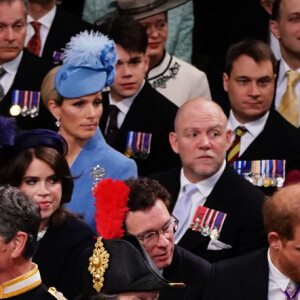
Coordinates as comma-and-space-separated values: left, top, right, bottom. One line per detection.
124, 147, 149, 160
191, 219, 220, 240
10, 104, 39, 118
244, 173, 284, 187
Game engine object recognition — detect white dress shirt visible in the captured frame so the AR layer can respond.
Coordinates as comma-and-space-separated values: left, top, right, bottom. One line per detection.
106, 80, 145, 132
227, 110, 269, 156
268, 249, 299, 300
274, 59, 300, 127
174, 160, 226, 243
0, 51, 23, 96
25, 5, 56, 56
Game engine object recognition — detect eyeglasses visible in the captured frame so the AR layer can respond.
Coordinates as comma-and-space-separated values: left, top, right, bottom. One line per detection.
137, 215, 178, 248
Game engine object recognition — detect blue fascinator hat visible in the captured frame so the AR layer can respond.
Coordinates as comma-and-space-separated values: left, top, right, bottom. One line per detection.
55, 30, 117, 98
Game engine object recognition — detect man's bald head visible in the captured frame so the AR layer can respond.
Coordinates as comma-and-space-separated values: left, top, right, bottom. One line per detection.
170, 98, 231, 183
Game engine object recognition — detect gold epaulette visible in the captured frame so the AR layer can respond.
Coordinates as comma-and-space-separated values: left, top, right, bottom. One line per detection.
47, 287, 68, 300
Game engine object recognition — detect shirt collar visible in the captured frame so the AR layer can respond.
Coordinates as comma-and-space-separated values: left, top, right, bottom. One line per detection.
27, 5, 56, 29
0, 263, 41, 299
268, 248, 291, 293
109, 80, 145, 114
227, 109, 269, 137
180, 160, 226, 198
2, 51, 23, 75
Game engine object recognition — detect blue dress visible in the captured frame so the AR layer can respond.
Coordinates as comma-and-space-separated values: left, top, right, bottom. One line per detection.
66, 128, 137, 228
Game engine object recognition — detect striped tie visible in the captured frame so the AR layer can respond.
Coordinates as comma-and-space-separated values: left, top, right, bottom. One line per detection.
278, 70, 300, 127
227, 126, 247, 166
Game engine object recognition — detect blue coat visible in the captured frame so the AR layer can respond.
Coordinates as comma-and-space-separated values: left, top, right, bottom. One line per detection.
66, 128, 137, 228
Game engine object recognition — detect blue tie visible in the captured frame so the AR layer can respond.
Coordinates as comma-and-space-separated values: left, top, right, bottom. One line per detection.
173, 184, 198, 239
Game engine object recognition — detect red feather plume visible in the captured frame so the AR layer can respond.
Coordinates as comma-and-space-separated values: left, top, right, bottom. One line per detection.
93, 178, 130, 239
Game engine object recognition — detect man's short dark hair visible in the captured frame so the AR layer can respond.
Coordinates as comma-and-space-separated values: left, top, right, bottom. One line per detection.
224, 39, 277, 76
96, 15, 148, 54
125, 177, 171, 212
271, 0, 281, 21
0, 185, 41, 259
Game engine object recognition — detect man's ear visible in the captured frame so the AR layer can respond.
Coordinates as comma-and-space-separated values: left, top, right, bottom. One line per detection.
223, 73, 229, 92
10, 232, 27, 259
225, 129, 232, 150
48, 99, 61, 121
268, 231, 281, 250
270, 20, 281, 40
169, 132, 179, 154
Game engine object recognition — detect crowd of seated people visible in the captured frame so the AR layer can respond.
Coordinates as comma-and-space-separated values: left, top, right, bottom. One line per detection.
1, 0, 300, 299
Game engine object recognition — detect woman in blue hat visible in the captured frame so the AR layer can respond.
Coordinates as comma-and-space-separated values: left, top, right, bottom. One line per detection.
0, 120, 96, 299
41, 31, 137, 229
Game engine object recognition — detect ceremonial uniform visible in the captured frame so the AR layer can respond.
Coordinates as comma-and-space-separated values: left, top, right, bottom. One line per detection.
33, 214, 96, 300
0, 49, 55, 131
100, 81, 180, 176
0, 264, 66, 299
152, 164, 267, 263
66, 128, 137, 228
160, 245, 211, 300
147, 51, 211, 107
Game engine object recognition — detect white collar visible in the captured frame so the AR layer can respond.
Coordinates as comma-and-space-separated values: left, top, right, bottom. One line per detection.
2, 51, 23, 75
27, 5, 56, 29
268, 248, 293, 293
109, 80, 145, 114
180, 160, 226, 198
227, 110, 269, 138
0, 263, 41, 299
147, 51, 171, 79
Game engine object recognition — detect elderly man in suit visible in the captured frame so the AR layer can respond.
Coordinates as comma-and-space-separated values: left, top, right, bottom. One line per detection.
152, 97, 267, 263
0, 0, 55, 130
224, 39, 300, 193
204, 183, 300, 300
25, 0, 93, 64
98, 16, 180, 176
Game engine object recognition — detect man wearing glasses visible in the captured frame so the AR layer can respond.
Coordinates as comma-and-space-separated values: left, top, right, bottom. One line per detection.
124, 177, 211, 300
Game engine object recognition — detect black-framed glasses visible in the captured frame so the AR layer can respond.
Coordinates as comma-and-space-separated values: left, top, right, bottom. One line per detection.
137, 215, 179, 248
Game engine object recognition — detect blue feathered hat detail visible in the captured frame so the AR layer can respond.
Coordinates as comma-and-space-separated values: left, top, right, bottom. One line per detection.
55, 30, 117, 98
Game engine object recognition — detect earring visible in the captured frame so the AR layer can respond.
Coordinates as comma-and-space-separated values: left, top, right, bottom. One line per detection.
55, 119, 60, 128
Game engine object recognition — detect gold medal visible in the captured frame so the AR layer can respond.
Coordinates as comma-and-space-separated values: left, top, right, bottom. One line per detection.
10, 104, 21, 116
124, 148, 133, 158
263, 177, 272, 187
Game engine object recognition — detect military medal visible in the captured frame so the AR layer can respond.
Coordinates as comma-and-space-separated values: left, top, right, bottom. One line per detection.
53, 51, 63, 64
264, 177, 272, 187
9, 104, 21, 116
125, 131, 152, 159
210, 228, 220, 240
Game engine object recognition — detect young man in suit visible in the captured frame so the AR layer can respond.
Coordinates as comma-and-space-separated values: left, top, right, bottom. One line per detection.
0, 0, 55, 130
0, 185, 66, 299
25, 0, 93, 64
152, 97, 267, 263
224, 39, 300, 192
204, 183, 300, 300
124, 177, 211, 300
270, 0, 300, 127
98, 16, 180, 176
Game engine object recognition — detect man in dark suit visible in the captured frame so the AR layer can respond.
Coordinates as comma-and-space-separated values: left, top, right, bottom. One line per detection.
224, 40, 300, 192
0, 0, 55, 130
26, 0, 93, 64
98, 16, 180, 176
204, 183, 300, 300
124, 178, 211, 300
152, 97, 267, 263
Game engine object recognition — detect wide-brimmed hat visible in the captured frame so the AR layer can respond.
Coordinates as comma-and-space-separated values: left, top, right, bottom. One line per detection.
55, 30, 117, 98
95, 0, 191, 26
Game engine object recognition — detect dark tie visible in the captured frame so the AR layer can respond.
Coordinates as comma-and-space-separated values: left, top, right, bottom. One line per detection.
0, 67, 6, 102
26, 21, 41, 56
227, 126, 247, 165
105, 105, 120, 145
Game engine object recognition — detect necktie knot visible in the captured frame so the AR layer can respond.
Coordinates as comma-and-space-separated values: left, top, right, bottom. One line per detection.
31, 21, 41, 33
236, 126, 247, 137
109, 105, 119, 118
184, 184, 198, 198
0, 67, 6, 79
287, 70, 300, 88
285, 280, 300, 299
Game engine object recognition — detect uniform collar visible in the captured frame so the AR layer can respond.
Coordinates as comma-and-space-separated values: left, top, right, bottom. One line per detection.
0, 263, 42, 299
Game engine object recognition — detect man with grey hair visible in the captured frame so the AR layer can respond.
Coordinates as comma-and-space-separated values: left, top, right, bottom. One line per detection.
0, 0, 55, 131
0, 185, 65, 299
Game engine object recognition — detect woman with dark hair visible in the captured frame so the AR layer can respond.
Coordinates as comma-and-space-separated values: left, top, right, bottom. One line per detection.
0, 126, 96, 300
